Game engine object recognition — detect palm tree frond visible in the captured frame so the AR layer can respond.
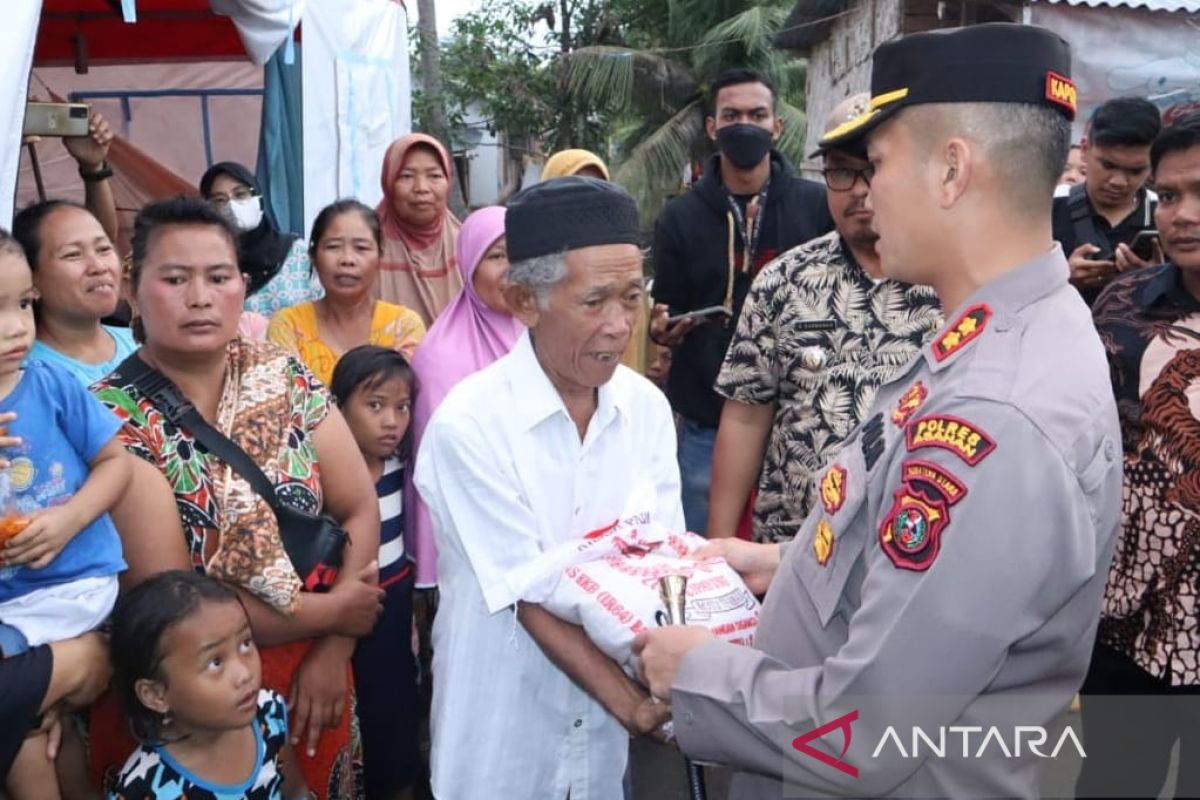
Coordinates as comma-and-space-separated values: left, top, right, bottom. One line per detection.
775, 100, 809, 168
693, 4, 791, 76
564, 47, 698, 116
612, 99, 706, 221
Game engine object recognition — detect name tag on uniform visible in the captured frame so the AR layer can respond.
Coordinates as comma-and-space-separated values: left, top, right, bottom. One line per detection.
793, 319, 837, 333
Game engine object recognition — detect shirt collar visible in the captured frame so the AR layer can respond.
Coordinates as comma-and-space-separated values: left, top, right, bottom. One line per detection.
506, 330, 626, 433
923, 245, 1067, 372
1137, 262, 1199, 309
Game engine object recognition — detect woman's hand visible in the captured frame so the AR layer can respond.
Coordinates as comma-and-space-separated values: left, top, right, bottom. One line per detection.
289, 637, 351, 758
329, 560, 384, 637
63, 109, 114, 172
690, 538, 781, 596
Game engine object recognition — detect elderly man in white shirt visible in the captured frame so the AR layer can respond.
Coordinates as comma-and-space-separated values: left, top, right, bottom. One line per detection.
415, 176, 684, 800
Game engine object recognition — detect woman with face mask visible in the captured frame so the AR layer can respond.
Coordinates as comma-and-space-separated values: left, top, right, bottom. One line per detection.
199, 162, 323, 317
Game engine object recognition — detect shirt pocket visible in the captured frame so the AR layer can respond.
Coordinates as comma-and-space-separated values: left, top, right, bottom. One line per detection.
789, 440, 871, 627
776, 325, 840, 399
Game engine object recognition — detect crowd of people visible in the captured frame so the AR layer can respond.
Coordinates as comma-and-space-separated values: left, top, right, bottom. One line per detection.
0, 17, 1198, 800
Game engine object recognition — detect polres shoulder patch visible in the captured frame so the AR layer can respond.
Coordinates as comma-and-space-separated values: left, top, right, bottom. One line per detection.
905, 415, 996, 466
932, 304, 992, 362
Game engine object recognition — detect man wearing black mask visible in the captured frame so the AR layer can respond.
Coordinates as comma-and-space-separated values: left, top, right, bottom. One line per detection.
651, 68, 833, 535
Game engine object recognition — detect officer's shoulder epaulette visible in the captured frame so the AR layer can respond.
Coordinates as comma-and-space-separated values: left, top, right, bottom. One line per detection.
930, 303, 991, 362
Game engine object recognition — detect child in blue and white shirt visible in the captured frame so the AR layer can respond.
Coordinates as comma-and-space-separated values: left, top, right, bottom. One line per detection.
0, 230, 131, 800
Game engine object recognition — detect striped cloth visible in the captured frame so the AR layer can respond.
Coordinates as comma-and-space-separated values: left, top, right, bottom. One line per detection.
377, 457, 407, 577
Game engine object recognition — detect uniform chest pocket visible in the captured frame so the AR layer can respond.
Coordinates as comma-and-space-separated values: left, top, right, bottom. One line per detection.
791, 442, 871, 626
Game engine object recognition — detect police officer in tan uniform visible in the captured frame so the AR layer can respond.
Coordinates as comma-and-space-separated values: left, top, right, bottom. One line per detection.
634, 23, 1122, 799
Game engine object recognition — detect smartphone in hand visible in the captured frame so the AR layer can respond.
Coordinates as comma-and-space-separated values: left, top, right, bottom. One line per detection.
23, 103, 90, 138
1128, 230, 1160, 263
665, 305, 733, 325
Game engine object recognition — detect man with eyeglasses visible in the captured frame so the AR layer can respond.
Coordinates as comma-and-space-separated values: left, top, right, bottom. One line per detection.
706, 94, 943, 543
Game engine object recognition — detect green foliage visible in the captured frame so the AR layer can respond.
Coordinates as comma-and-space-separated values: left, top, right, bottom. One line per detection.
563, 0, 809, 218
413, 0, 807, 217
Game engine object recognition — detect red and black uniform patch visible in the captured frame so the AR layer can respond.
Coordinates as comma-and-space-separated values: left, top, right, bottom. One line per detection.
905, 415, 996, 466
879, 457, 970, 571
931, 304, 992, 361
880, 483, 949, 571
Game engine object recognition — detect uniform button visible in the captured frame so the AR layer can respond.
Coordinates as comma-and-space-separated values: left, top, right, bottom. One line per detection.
683, 711, 695, 725
1105, 440, 1116, 461
574, 719, 583, 728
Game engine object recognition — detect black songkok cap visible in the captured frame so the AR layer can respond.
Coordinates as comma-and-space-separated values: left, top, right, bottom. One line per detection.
819, 23, 1076, 152
505, 176, 640, 262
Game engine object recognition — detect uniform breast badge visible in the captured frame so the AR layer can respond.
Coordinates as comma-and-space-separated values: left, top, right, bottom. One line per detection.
892, 381, 928, 427
814, 518, 835, 566
819, 465, 848, 515
799, 346, 828, 372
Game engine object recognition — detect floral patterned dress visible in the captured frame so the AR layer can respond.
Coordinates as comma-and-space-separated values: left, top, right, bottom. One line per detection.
89, 339, 364, 800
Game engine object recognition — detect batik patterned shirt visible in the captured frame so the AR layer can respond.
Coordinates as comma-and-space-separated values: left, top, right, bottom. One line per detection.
716, 231, 943, 543
1093, 263, 1200, 685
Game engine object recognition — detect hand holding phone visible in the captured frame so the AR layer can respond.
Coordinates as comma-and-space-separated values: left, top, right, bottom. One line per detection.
1127, 230, 1160, 264
665, 305, 732, 325
23, 103, 91, 138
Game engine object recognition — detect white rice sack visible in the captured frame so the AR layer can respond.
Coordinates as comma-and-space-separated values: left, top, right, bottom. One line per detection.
510, 487, 760, 672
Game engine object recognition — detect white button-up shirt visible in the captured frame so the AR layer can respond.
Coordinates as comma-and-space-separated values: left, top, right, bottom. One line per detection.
414, 331, 684, 800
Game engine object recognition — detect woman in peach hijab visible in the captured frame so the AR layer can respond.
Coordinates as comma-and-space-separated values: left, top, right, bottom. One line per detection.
541, 148, 610, 181
375, 134, 462, 325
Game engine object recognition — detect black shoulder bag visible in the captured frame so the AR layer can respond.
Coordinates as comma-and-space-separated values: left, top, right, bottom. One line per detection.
114, 354, 348, 592
1067, 182, 1113, 261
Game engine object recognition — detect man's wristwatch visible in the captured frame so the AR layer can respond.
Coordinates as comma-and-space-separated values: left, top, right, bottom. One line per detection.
79, 160, 113, 182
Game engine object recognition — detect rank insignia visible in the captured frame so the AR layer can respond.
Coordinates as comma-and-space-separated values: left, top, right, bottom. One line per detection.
891, 381, 928, 427
901, 459, 967, 506
931, 304, 992, 362
906, 414, 996, 466
814, 518, 835, 566
879, 484, 949, 571
819, 465, 848, 515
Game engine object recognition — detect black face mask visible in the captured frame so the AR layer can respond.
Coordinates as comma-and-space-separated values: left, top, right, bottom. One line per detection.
716, 124, 773, 169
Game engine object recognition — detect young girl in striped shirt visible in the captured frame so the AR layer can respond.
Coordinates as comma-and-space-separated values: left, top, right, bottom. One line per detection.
330, 346, 420, 800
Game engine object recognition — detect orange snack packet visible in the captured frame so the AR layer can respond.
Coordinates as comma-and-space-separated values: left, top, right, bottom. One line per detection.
0, 514, 29, 546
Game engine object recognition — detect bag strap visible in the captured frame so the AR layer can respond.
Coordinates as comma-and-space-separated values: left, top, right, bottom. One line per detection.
115, 354, 283, 512
1067, 183, 1113, 260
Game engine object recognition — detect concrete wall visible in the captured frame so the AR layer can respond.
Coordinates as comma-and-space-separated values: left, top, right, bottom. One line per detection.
802, 0, 903, 174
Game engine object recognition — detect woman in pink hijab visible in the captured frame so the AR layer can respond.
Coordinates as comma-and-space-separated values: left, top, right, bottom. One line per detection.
408, 206, 522, 586
375, 133, 462, 325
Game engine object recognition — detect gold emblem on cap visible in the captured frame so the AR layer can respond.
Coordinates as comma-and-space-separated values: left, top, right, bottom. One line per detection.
819, 88, 910, 145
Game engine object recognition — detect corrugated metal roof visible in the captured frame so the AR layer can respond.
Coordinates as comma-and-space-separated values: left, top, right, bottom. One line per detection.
775, 0, 849, 52
1033, 0, 1200, 11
